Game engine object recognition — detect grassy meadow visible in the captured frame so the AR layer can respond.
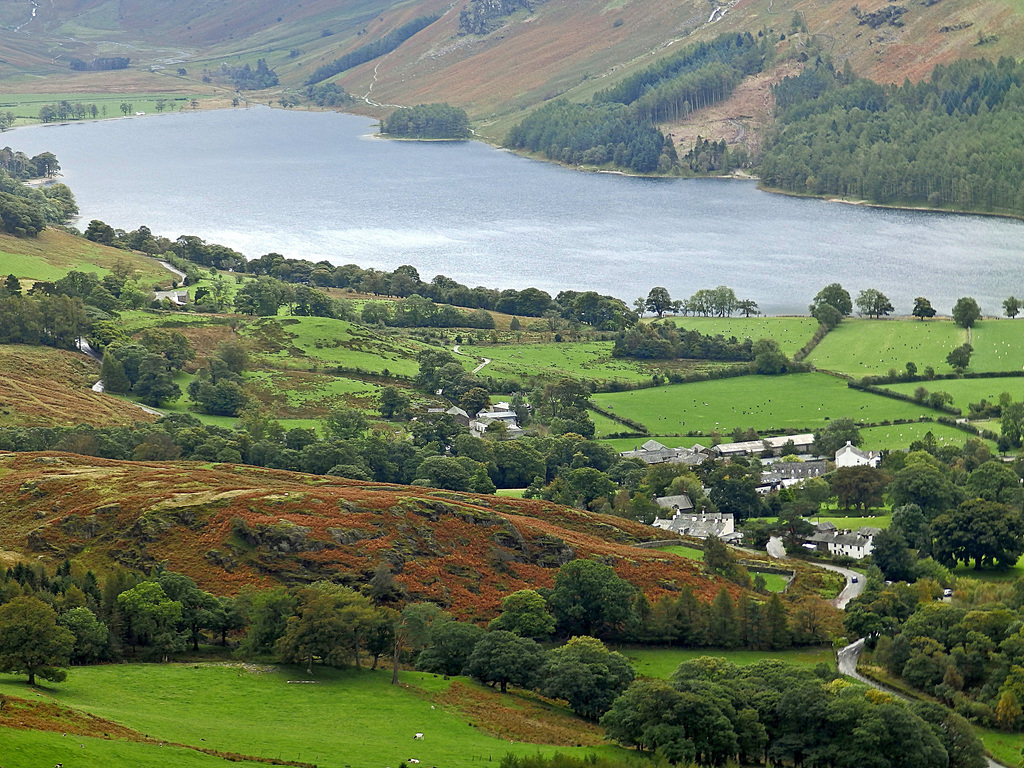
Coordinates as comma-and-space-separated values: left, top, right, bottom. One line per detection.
970, 319, 1024, 371
808, 319, 965, 376
885, 376, 1024, 412
858, 421, 995, 449
590, 372, 938, 435
458, 340, 658, 383
0, 664, 624, 768
0, 230, 173, 286
664, 316, 819, 357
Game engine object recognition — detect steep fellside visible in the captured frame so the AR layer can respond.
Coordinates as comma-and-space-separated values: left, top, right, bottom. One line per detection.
0, 451, 738, 618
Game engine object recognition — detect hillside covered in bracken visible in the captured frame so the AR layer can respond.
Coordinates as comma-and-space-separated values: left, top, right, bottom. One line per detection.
0, 451, 741, 617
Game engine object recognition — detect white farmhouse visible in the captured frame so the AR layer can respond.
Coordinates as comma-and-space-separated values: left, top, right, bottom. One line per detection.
835, 441, 881, 468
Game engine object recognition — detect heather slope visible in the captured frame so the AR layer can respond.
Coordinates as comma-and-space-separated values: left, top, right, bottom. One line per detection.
0, 451, 737, 617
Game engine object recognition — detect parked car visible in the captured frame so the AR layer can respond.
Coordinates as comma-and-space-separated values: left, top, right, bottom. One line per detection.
851, 576, 859, 583
943, 588, 954, 598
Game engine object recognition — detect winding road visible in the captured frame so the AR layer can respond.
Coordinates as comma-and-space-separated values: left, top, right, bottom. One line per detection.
452, 344, 490, 375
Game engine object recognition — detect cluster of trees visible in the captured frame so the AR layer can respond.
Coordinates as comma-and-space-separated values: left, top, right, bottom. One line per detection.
305, 14, 440, 84
216, 59, 278, 90
362, 295, 495, 328
601, 656, 983, 768
639, 285, 759, 319
38, 101, 101, 123
0, 161, 76, 236
847, 573, 1024, 736
304, 82, 353, 107
0, 290, 88, 350
99, 328, 196, 407
506, 100, 676, 174
67, 57, 129, 71
381, 104, 470, 139
761, 56, 1024, 215
187, 340, 251, 416
611, 321, 755, 361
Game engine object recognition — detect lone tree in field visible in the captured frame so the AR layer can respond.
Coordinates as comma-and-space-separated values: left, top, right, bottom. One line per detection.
645, 286, 674, 318
1004, 297, 1021, 319
0, 596, 74, 685
946, 343, 973, 373
952, 297, 982, 328
912, 297, 936, 320
855, 288, 894, 319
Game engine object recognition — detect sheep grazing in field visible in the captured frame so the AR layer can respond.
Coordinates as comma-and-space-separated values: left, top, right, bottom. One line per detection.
408, 759, 421, 764
414, 733, 424, 740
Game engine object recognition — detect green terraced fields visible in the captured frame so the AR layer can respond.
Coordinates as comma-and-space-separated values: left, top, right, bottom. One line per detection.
858, 421, 995, 449
591, 372, 939, 435
808, 319, 965, 376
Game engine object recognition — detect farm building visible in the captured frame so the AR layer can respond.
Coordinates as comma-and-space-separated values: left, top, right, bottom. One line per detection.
470, 404, 523, 439
759, 460, 828, 492
653, 510, 738, 541
713, 434, 815, 458
804, 522, 879, 559
835, 441, 881, 468
619, 439, 705, 465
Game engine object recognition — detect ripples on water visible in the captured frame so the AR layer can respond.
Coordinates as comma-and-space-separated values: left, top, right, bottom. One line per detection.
13, 107, 1024, 314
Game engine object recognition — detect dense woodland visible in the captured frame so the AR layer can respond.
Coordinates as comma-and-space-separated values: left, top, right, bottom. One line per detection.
381, 103, 471, 139
761, 56, 1024, 214
506, 33, 769, 173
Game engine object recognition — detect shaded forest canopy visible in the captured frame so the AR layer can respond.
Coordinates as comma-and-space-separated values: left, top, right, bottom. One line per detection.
381, 103, 470, 139
306, 14, 441, 85
760, 56, 1024, 215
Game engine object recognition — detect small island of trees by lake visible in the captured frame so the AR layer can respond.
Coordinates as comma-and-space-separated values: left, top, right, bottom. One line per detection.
381, 103, 471, 140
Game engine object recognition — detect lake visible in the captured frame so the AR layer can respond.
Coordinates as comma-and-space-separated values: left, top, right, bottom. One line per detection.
9, 106, 1024, 315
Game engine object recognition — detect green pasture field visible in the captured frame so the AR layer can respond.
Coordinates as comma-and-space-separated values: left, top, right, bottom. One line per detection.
251, 317, 426, 377
885, 376, 1024, 412
746, 514, 891, 530
244, 370, 379, 411
952, 559, 1024, 582
657, 544, 706, 560
971, 320, 1024, 371
0, 230, 172, 286
663, 316, 819, 357
590, 409, 629, 436
458, 341, 656, 383
807, 319, 965, 376
116, 310, 223, 334
0, 664, 624, 768
0, 93, 212, 122
621, 647, 835, 679
1, 728, 227, 768
977, 727, 1024, 767
858, 421, 995, 450
496, 488, 526, 497
590, 372, 938, 435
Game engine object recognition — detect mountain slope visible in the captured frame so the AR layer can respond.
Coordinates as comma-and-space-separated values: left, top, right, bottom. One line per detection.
0, 451, 738, 617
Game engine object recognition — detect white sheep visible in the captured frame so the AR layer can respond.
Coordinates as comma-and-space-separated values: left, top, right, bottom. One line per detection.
414, 732, 424, 740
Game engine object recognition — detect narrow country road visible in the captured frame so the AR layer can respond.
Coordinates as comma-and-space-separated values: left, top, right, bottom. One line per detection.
765, 537, 863, 608
453, 344, 490, 375
157, 260, 187, 282
837, 639, 1006, 768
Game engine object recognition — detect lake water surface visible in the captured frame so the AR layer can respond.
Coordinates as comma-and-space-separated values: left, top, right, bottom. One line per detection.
10, 106, 1024, 315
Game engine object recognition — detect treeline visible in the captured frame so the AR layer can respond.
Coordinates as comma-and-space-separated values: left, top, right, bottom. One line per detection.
361, 294, 495, 328
381, 103, 470, 139
612, 322, 754, 361
760, 56, 1024, 215
0, 292, 89, 350
306, 14, 440, 84
68, 57, 129, 72
90, 228, 637, 329
37, 101, 100, 123
216, 59, 279, 90
505, 33, 770, 173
